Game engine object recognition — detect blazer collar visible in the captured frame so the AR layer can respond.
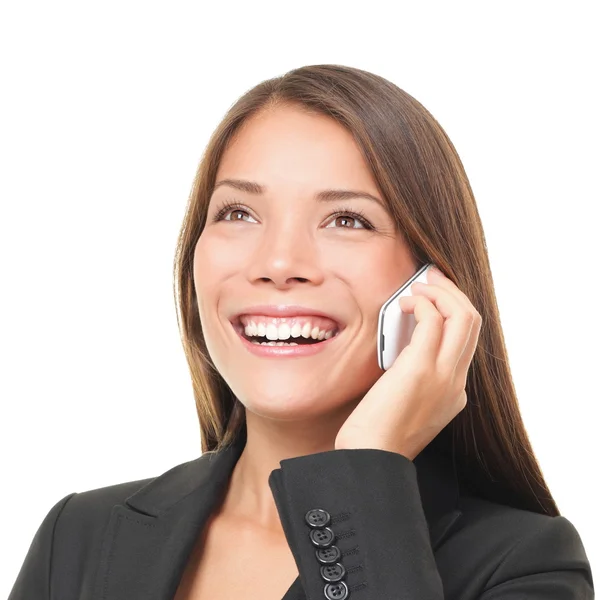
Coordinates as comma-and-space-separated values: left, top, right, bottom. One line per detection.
125, 430, 460, 540
91, 430, 461, 599
125, 427, 461, 541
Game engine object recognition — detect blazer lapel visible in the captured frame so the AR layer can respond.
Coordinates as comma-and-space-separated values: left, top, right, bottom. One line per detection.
90, 430, 461, 600
90, 438, 243, 600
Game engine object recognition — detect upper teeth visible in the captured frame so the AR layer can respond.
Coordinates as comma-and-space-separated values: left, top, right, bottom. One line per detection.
243, 320, 336, 341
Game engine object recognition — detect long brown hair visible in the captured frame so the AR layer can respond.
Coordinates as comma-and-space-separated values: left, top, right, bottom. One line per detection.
173, 64, 559, 517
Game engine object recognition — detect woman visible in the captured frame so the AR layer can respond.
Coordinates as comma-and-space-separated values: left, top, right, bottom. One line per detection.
9, 64, 593, 600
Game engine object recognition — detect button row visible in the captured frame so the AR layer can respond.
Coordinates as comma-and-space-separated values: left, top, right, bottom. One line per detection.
305, 508, 349, 600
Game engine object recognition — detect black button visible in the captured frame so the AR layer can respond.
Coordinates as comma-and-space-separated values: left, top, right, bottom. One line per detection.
324, 580, 349, 599
320, 562, 346, 582
309, 526, 335, 548
304, 508, 331, 528
315, 545, 341, 564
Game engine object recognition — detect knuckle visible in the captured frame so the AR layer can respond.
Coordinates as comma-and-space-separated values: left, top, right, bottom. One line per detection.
431, 311, 444, 326
455, 377, 468, 395
458, 313, 472, 328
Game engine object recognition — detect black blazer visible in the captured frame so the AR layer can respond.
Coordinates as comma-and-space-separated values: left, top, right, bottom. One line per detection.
8, 430, 594, 599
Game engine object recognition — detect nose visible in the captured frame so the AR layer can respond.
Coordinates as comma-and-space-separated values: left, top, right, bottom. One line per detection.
245, 221, 325, 288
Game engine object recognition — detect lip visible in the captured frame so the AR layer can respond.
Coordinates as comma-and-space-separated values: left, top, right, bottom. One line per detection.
230, 304, 345, 329
232, 322, 342, 358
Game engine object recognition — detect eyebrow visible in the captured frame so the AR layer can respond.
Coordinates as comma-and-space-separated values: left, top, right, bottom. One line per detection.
212, 178, 385, 208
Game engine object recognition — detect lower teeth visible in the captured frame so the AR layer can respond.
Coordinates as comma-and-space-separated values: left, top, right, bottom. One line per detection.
250, 340, 299, 346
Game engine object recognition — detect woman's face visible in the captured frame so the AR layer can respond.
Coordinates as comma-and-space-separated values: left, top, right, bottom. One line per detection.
194, 105, 417, 423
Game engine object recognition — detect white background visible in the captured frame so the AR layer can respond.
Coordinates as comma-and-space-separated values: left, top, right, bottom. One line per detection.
1, 1, 598, 595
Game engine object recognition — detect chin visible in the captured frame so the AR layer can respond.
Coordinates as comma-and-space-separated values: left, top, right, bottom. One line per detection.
234, 385, 345, 421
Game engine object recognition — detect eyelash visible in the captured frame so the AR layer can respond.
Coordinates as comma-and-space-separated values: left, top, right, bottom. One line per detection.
210, 200, 375, 230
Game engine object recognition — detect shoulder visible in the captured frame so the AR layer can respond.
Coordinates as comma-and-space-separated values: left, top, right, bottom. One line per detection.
50, 456, 205, 546
440, 494, 592, 596
57, 477, 154, 527
455, 494, 584, 551
9, 460, 202, 597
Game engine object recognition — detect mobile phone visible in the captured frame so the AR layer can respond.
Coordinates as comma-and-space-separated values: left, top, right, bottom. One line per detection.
377, 263, 434, 370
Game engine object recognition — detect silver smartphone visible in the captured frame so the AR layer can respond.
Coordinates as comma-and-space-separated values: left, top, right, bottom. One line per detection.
377, 263, 434, 370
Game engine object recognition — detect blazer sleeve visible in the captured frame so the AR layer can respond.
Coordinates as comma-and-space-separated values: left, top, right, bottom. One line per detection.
268, 448, 594, 600
8, 492, 78, 600
268, 448, 444, 599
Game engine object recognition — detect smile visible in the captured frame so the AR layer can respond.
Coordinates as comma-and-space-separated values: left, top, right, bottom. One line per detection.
231, 320, 342, 357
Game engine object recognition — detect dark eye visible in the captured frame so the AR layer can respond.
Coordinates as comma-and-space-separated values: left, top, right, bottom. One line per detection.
212, 202, 257, 223
226, 209, 255, 222
325, 210, 373, 230
211, 201, 375, 231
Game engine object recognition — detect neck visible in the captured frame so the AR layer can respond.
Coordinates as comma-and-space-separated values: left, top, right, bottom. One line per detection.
218, 408, 350, 533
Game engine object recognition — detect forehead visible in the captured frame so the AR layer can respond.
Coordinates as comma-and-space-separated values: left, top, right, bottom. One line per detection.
215, 105, 380, 195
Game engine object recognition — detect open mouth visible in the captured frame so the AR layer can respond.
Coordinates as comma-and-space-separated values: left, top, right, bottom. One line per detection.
231, 318, 341, 346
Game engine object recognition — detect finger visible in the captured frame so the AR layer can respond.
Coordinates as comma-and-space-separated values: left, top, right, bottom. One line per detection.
427, 268, 476, 314
426, 270, 483, 375
397, 294, 443, 367
455, 313, 482, 387
409, 282, 474, 374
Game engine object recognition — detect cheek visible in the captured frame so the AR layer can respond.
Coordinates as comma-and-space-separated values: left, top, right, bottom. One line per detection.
193, 234, 227, 329
193, 232, 239, 293
196, 231, 226, 267
330, 245, 405, 314
193, 232, 246, 351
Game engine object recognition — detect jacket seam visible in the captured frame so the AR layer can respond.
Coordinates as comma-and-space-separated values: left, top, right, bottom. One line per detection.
48, 492, 78, 600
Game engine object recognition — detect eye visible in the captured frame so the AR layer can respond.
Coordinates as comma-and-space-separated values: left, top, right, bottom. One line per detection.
324, 206, 374, 230
211, 201, 257, 223
210, 200, 375, 231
